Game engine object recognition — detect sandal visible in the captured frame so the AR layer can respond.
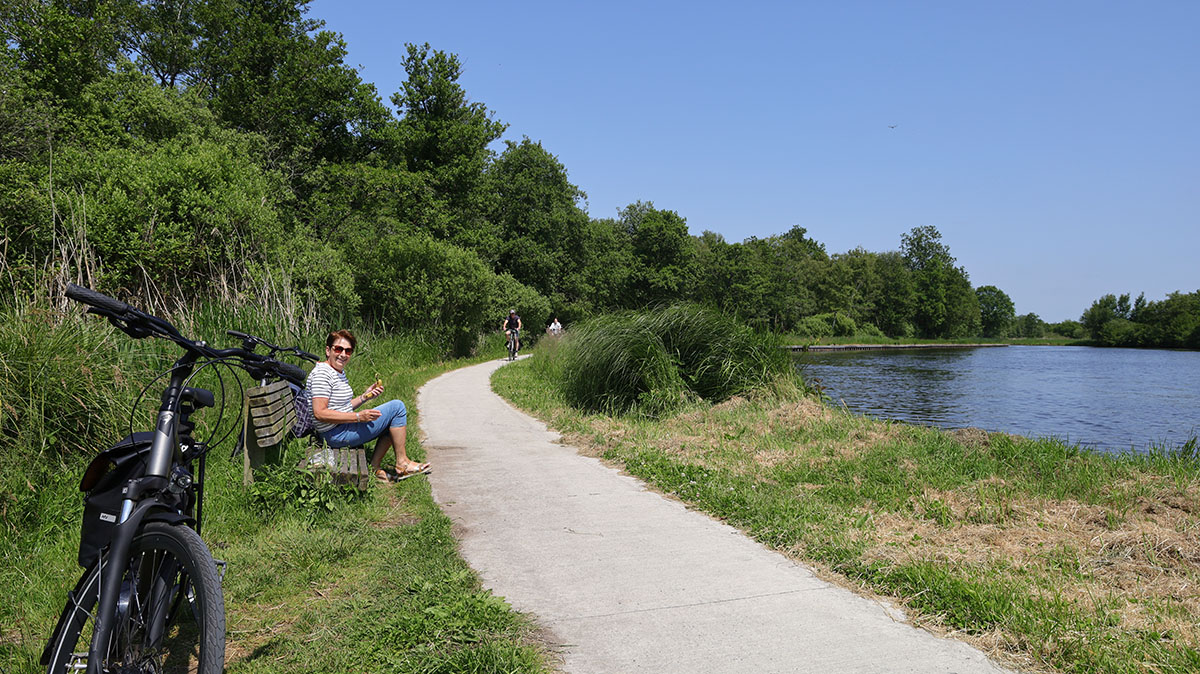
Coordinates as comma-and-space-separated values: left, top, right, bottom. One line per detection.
375, 468, 397, 483
394, 462, 431, 480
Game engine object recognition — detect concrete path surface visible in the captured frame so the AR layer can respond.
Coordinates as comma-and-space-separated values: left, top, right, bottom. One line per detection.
417, 359, 1016, 674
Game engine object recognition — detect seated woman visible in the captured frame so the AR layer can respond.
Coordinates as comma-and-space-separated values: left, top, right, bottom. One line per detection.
307, 329, 430, 482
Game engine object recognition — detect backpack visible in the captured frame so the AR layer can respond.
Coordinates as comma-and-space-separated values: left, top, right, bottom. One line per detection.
289, 383, 315, 438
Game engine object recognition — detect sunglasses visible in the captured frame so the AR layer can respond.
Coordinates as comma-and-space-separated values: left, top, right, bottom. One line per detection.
329, 345, 354, 355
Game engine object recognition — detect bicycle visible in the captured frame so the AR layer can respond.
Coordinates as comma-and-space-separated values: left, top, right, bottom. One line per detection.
41, 284, 317, 674
505, 329, 519, 361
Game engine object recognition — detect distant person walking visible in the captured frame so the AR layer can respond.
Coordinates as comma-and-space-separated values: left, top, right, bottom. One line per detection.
549, 317, 563, 336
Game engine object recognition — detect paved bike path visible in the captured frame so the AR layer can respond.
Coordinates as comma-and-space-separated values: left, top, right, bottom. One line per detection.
417, 359, 1015, 674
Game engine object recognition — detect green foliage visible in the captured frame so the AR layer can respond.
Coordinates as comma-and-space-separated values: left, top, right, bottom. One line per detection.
901, 226, 980, 338
1082, 290, 1200, 348
249, 455, 364, 521
1012, 313, 1047, 338
621, 202, 696, 307
488, 138, 589, 297
1048, 319, 1085, 339
0, 302, 138, 541
793, 315, 834, 339
554, 304, 794, 416
491, 273, 552, 346
975, 285, 1014, 338
355, 232, 500, 356
392, 42, 506, 250
1081, 293, 1127, 339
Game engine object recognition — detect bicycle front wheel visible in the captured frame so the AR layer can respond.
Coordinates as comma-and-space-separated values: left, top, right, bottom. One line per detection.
44, 521, 225, 674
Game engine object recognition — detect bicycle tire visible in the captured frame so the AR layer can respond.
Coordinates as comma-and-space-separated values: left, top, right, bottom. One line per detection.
44, 522, 225, 674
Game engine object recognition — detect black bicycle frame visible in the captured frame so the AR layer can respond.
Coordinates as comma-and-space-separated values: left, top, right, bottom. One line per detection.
84, 349, 200, 674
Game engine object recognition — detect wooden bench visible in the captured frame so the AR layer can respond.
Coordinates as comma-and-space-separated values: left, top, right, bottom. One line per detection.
298, 438, 372, 490
241, 381, 370, 489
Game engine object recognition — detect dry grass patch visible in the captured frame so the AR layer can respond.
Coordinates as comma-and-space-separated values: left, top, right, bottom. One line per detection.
859, 481, 1200, 651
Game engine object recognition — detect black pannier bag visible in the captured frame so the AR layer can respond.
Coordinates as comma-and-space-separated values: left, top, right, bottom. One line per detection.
77, 432, 154, 568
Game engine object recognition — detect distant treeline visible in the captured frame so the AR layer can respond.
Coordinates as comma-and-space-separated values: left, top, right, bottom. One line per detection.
2, 1, 1195, 351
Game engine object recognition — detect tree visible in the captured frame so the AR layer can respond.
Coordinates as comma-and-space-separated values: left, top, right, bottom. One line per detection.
193, 0, 389, 166
487, 138, 587, 296
620, 202, 695, 307
975, 285, 1015, 337
1081, 294, 1122, 339
901, 225, 977, 337
1013, 313, 1045, 338
391, 42, 506, 250
1048, 319, 1084, 339
1, 0, 136, 105
871, 251, 916, 337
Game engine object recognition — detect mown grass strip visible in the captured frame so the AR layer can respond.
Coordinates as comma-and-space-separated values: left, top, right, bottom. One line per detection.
493, 356, 1200, 674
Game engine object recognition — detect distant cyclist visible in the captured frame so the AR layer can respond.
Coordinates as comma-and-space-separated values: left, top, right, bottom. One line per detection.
503, 309, 522, 355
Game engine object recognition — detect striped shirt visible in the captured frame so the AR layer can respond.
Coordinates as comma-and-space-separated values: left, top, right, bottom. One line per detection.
306, 362, 353, 433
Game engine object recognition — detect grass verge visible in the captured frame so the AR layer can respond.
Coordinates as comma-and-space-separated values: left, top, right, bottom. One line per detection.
1, 310, 550, 673
493, 356, 1199, 674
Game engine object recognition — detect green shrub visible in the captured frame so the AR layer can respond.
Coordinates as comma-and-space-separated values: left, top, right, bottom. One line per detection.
828, 313, 858, 337
794, 315, 833, 339
859, 323, 886, 338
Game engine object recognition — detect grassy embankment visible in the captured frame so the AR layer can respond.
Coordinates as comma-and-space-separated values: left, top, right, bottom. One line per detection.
0, 301, 552, 673
494, 323, 1199, 674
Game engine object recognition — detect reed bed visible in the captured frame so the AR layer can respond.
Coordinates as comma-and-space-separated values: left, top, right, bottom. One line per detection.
555, 304, 796, 416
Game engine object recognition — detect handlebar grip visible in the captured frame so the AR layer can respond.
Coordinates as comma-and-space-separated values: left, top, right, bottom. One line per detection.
66, 283, 134, 316
299, 350, 320, 362
274, 361, 309, 386
227, 329, 252, 340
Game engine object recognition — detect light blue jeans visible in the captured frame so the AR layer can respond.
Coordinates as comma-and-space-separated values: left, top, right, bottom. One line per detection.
322, 399, 407, 448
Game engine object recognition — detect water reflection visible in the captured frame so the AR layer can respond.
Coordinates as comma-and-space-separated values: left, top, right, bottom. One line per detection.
795, 346, 1200, 453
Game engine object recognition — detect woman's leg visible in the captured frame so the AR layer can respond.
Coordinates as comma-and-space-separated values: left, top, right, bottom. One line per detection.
354, 399, 426, 475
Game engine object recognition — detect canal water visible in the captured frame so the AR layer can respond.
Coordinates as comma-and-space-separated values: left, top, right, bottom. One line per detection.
794, 345, 1200, 454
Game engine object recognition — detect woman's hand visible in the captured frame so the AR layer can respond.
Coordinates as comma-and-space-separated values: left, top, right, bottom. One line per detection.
363, 380, 384, 400
356, 408, 382, 422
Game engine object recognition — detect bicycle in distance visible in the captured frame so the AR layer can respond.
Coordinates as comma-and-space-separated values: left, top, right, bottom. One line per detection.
41, 284, 318, 674
502, 310, 522, 361
505, 329, 520, 361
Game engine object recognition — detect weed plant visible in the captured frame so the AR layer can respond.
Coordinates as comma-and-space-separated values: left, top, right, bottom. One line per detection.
557, 304, 795, 416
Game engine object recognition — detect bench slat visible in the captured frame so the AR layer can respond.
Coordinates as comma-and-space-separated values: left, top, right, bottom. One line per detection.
250, 401, 293, 429
249, 396, 291, 420
247, 380, 291, 404
254, 412, 296, 444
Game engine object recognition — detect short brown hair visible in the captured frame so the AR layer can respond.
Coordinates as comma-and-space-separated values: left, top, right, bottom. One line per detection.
326, 329, 356, 350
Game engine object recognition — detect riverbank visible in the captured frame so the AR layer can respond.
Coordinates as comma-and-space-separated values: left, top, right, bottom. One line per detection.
493, 357, 1200, 674
783, 335, 1094, 349
789, 343, 1008, 352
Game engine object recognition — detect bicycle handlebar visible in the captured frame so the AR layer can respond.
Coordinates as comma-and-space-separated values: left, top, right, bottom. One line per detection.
227, 329, 320, 363
66, 284, 135, 316
65, 284, 310, 386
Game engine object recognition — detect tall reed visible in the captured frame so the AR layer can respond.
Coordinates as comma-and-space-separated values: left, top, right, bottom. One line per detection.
556, 304, 796, 416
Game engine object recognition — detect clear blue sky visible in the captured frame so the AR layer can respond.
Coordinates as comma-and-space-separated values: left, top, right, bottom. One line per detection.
310, 0, 1197, 322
